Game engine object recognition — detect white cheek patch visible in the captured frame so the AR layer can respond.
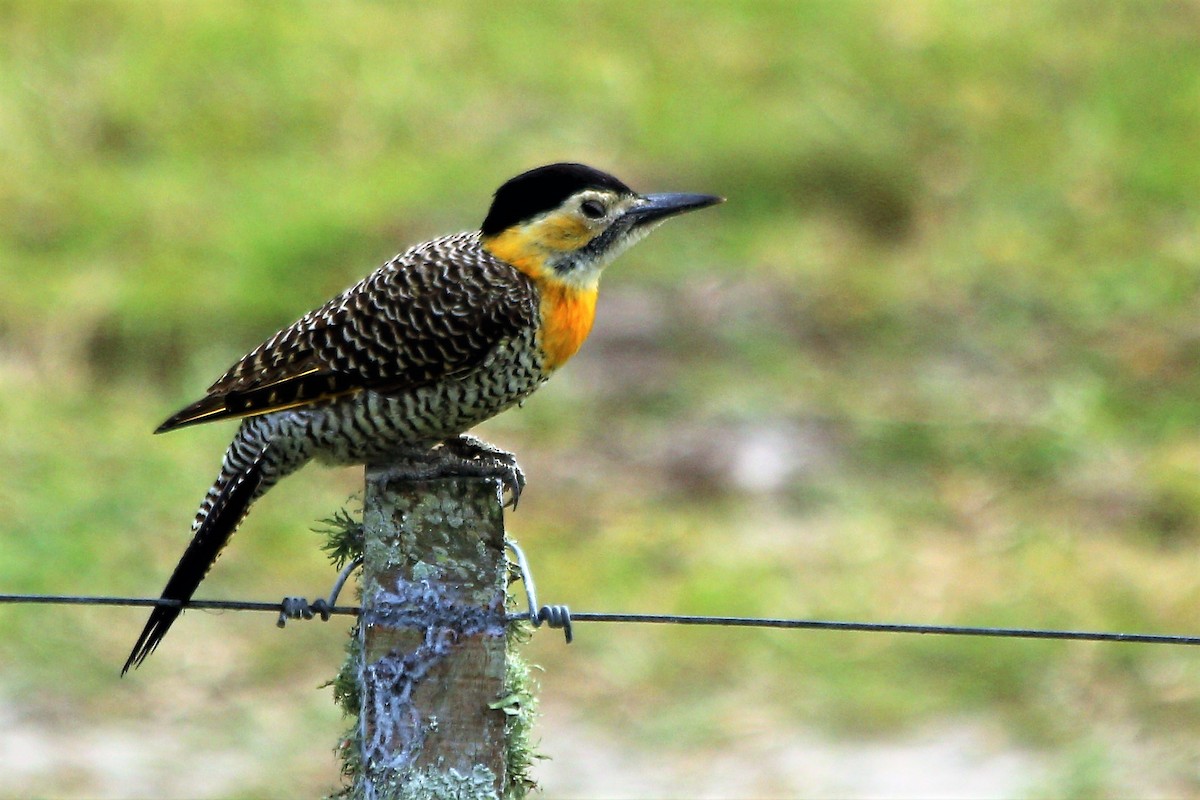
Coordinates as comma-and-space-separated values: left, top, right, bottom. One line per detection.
548, 223, 653, 287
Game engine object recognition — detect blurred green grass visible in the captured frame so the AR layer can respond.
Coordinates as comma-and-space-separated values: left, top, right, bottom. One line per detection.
3, 0, 1200, 796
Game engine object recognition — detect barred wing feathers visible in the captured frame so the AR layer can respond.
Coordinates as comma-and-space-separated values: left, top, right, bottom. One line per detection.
157, 233, 539, 433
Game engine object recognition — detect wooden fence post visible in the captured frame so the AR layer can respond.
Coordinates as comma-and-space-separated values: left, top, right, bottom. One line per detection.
355, 470, 510, 799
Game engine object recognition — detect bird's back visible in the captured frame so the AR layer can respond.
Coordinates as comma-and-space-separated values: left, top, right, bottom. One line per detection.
158, 232, 543, 435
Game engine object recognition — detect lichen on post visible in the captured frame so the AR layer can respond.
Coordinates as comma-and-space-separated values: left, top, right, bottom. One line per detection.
355, 471, 510, 800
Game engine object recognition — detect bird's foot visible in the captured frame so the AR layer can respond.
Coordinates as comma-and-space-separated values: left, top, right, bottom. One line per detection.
377, 436, 525, 508
442, 434, 526, 507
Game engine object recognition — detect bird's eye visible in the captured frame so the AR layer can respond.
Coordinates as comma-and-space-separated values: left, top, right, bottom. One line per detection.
580, 199, 606, 219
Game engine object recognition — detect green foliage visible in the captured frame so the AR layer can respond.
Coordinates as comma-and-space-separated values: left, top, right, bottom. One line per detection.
2, 1, 1199, 795
320, 507, 366, 800
494, 623, 542, 800
326, 624, 365, 800
317, 506, 366, 571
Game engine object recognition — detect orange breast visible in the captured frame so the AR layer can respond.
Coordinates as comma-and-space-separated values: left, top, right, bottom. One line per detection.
538, 282, 598, 371
481, 225, 600, 371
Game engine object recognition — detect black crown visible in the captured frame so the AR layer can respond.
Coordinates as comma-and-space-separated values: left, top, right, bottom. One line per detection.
481, 163, 633, 236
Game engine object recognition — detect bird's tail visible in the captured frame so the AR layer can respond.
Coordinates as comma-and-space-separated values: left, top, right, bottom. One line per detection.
122, 448, 268, 675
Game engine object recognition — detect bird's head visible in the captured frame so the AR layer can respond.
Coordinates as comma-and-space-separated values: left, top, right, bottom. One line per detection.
480, 162, 723, 288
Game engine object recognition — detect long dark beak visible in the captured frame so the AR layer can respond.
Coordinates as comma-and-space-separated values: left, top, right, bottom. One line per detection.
626, 192, 724, 227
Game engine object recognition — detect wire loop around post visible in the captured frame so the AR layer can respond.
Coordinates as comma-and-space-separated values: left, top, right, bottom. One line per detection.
536, 604, 574, 643
276, 556, 364, 627
505, 540, 573, 644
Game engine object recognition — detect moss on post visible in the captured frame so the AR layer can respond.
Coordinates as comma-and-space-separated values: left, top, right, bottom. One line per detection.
335, 471, 516, 800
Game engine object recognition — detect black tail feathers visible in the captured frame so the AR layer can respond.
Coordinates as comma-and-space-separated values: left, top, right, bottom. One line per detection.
122, 452, 267, 675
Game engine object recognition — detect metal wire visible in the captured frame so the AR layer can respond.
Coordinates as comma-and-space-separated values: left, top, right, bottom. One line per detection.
2, 592, 1199, 646
0, 594, 360, 615
518, 611, 1200, 646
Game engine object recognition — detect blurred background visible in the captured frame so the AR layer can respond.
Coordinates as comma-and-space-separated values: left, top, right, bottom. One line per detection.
2, 1, 1200, 797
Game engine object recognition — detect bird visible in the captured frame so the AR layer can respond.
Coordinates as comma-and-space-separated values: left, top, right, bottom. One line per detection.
122, 162, 722, 673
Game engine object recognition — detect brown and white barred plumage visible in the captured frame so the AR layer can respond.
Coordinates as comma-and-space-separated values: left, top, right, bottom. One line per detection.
124, 162, 722, 674
123, 233, 547, 672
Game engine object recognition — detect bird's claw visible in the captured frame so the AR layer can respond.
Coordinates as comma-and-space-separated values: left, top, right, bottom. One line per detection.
440, 435, 526, 508
491, 458, 525, 509
372, 438, 526, 506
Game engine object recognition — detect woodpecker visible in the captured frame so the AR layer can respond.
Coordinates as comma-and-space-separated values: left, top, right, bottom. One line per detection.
122, 162, 722, 673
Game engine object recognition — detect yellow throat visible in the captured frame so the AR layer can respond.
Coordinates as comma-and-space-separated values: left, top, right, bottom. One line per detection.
483, 219, 601, 371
